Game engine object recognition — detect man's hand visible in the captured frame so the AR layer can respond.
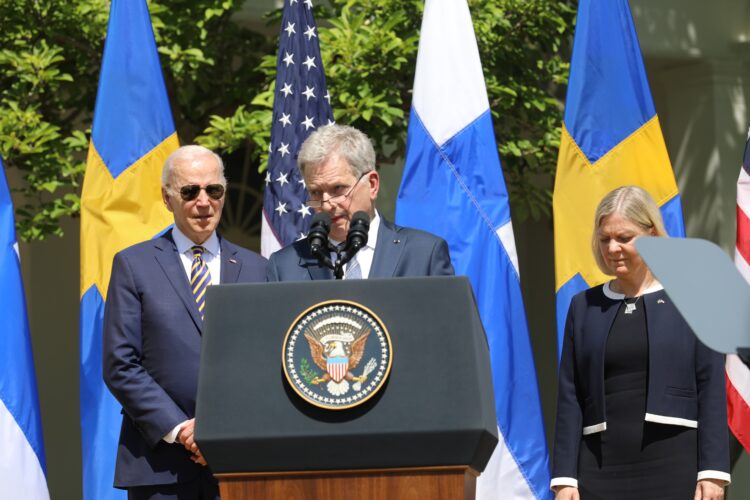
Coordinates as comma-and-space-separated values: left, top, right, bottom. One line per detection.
554, 486, 580, 500
176, 418, 198, 454
176, 418, 207, 466
190, 449, 208, 466
694, 479, 725, 500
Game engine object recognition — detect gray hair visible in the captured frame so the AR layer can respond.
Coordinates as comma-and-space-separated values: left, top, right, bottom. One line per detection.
162, 145, 227, 188
297, 124, 376, 177
591, 185, 668, 275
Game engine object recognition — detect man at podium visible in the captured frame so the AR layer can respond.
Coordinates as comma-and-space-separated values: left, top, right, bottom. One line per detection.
267, 124, 454, 280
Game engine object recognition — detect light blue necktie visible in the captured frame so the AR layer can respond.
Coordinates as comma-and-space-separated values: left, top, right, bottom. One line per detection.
345, 256, 362, 280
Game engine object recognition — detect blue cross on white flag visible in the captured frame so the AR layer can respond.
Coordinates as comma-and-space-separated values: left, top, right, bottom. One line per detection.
261, 0, 334, 257
0, 156, 50, 499
396, 0, 551, 498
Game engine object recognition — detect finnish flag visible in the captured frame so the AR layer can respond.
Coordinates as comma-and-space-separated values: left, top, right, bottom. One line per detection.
0, 156, 50, 499
396, 0, 551, 498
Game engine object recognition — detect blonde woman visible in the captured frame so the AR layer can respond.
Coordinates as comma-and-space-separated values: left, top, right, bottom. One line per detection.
551, 186, 730, 500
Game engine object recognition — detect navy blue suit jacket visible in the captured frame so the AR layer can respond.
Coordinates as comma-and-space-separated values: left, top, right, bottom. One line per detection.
266, 217, 454, 280
552, 284, 729, 483
103, 230, 267, 488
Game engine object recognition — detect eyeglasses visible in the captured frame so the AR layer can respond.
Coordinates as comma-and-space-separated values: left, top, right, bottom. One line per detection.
174, 184, 226, 201
306, 172, 370, 208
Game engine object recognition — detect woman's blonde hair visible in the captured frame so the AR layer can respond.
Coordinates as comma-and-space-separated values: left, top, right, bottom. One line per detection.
591, 185, 668, 275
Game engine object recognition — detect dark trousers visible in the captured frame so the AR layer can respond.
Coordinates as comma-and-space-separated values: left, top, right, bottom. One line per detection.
127, 469, 220, 500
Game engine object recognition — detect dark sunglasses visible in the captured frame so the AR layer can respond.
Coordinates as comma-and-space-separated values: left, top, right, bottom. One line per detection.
177, 184, 225, 201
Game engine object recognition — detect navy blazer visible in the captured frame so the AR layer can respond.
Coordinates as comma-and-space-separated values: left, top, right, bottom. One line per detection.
552, 283, 729, 485
103, 230, 267, 488
266, 216, 454, 281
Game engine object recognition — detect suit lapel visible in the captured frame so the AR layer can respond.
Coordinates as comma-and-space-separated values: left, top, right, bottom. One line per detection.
303, 255, 334, 280
154, 231, 204, 333
220, 237, 242, 284
370, 218, 405, 279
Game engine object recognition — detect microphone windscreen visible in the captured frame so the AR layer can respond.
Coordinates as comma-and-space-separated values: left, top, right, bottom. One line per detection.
310, 211, 331, 231
350, 211, 370, 229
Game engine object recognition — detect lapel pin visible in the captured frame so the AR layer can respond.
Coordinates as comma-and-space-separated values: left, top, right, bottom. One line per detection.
393, 239, 401, 244
229, 258, 237, 264
657, 299, 665, 304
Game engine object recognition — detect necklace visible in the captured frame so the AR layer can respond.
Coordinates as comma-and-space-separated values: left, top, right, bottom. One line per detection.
623, 296, 641, 314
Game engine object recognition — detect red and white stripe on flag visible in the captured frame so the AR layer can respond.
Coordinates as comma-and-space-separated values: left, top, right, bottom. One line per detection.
327, 358, 348, 383
727, 128, 750, 453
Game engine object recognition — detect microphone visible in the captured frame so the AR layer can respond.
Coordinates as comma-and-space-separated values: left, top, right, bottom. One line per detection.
346, 211, 370, 253
307, 212, 332, 257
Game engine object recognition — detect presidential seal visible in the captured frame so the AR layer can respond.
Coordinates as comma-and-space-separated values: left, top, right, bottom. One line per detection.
282, 300, 392, 410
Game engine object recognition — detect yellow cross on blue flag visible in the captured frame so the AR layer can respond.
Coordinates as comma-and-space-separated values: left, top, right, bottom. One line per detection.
553, 0, 685, 355
79, 1, 178, 498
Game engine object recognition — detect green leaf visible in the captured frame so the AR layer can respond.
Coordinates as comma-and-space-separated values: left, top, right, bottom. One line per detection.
0, 0, 574, 240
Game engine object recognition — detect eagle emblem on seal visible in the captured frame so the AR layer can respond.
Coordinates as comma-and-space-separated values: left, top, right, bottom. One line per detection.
282, 301, 392, 410
304, 322, 371, 396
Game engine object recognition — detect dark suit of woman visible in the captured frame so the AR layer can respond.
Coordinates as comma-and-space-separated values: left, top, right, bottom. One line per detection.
551, 283, 730, 496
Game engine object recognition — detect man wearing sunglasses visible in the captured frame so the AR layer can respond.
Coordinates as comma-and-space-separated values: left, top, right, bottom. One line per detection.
267, 124, 454, 281
103, 145, 267, 499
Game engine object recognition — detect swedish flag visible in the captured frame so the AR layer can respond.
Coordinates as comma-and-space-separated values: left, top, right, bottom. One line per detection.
79, 1, 177, 498
553, 0, 685, 355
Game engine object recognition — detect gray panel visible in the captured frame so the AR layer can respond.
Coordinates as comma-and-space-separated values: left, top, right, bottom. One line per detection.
636, 236, 750, 353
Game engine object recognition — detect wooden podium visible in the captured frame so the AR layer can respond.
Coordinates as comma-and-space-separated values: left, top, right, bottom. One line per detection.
216, 466, 477, 500
196, 277, 498, 500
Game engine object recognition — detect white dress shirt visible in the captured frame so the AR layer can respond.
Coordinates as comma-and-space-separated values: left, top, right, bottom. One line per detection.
330, 211, 380, 279
347, 210, 380, 279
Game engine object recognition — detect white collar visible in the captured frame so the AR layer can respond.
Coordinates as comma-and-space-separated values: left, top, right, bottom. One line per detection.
366, 210, 381, 250
171, 226, 220, 257
602, 280, 664, 300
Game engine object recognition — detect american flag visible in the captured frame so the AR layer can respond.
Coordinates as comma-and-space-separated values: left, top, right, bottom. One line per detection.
261, 0, 334, 257
727, 126, 750, 453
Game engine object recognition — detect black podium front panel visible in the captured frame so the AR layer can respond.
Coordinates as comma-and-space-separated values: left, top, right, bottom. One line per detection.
196, 276, 497, 473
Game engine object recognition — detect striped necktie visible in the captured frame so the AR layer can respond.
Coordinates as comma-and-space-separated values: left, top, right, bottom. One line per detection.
190, 245, 212, 320
345, 256, 362, 280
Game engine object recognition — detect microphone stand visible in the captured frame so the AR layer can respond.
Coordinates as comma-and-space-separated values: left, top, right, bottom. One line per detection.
311, 242, 336, 275
311, 241, 349, 280
333, 246, 346, 280
334, 243, 354, 280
